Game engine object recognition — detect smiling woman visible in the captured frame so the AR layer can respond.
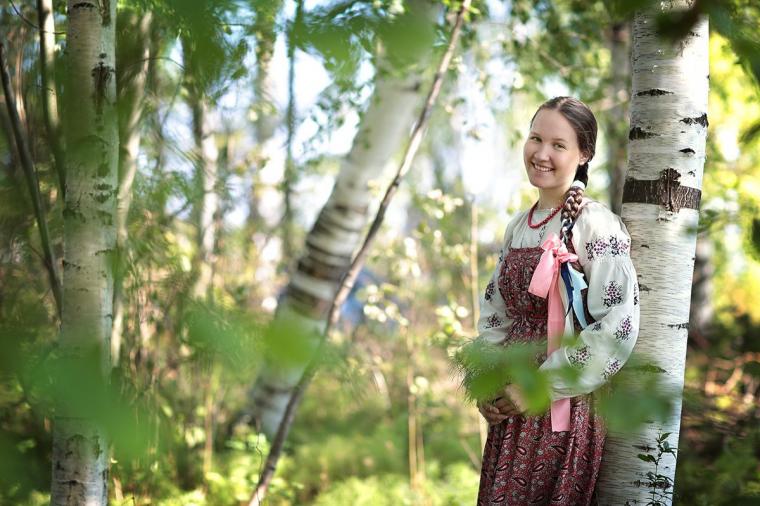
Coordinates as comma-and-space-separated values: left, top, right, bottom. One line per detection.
524, 107, 590, 209
473, 97, 640, 505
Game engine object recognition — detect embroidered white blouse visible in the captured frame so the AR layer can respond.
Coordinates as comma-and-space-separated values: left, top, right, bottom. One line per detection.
476, 198, 640, 401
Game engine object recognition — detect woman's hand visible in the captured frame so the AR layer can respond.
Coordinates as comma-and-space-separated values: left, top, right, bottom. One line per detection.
478, 400, 508, 425
502, 384, 529, 413
478, 394, 521, 425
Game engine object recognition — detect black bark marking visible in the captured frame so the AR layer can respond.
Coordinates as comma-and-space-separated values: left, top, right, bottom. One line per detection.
63, 206, 86, 223
622, 168, 701, 212
63, 260, 83, 271
304, 237, 353, 264
287, 285, 331, 319
679, 147, 695, 154
312, 214, 361, 236
635, 89, 673, 96
688, 170, 696, 176
333, 202, 369, 216
297, 256, 348, 282
667, 322, 689, 329
96, 210, 113, 226
92, 192, 109, 204
101, 0, 111, 26
638, 283, 650, 292
97, 160, 111, 177
640, 244, 650, 248
629, 126, 659, 140
91, 63, 114, 115
71, 2, 97, 9
92, 187, 115, 203
679, 113, 708, 127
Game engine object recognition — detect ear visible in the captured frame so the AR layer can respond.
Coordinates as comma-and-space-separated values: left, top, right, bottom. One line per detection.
579, 154, 589, 165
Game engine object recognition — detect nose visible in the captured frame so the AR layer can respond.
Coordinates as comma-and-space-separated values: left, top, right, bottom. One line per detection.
533, 143, 551, 162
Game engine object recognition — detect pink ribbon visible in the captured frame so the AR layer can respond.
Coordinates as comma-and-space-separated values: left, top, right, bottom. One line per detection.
528, 233, 577, 432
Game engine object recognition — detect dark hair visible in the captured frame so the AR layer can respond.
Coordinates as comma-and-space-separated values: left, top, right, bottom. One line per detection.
530, 96, 598, 186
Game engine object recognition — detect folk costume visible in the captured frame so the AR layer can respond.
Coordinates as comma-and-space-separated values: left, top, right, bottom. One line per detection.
476, 197, 640, 506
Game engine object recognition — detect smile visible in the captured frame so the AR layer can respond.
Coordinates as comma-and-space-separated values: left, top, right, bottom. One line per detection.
532, 163, 553, 172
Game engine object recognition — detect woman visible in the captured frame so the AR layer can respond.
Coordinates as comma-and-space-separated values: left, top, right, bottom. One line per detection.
475, 97, 640, 505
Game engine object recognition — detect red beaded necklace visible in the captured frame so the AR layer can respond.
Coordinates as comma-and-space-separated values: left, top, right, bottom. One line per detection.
527, 201, 562, 229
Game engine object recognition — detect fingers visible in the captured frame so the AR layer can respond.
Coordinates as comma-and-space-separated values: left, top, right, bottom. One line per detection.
478, 400, 517, 423
492, 397, 516, 413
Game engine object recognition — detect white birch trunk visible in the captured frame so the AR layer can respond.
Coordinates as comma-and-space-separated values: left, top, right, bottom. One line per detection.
37, 0, 66, 194
596, 3, 708, 504
249, 0, 440, 438
190, 98, 219, 300
111, 11, 152, 365
51, 1, 117, 504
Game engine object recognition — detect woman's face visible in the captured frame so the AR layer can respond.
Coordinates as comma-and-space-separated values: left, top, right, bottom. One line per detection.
523, 108, 588, 201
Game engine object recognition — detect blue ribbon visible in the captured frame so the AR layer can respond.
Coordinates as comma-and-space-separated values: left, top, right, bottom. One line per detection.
560, 263, 589, 329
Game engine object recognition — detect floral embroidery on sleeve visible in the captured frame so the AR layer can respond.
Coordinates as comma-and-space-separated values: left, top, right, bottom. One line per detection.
585, 235, 631, 261
602, 281, 623, 308
633, 282, 640, 306
568, 345, 591, 369
601, 358, 622, 380
591, 321, 602, 332
614, 315, 633, 341
484, 313, 502, 329
485, 280, 495, 302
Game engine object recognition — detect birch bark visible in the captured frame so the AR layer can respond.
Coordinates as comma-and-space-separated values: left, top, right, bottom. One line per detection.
249, 0, 440, 437
51, 1, 118, 504
189, 97, 219, 300
595, 2, 708, 504
37, 0, 66, 196
111, 11, 152, 365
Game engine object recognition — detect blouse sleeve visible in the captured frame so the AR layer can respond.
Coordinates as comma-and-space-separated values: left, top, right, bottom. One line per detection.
475, 213, 523, 345
538, 202, 640, 401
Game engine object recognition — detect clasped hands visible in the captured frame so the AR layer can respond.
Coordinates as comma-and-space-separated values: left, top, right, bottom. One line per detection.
477, 384, 528, 425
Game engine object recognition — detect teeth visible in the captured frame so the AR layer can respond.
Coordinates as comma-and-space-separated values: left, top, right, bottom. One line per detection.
533, 163, 553, 172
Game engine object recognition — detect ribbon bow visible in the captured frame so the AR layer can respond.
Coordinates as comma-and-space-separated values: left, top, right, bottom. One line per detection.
528, 233, 579, 432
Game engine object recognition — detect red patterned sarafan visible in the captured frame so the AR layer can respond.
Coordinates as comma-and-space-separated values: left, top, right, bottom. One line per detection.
478, 246, 606, 506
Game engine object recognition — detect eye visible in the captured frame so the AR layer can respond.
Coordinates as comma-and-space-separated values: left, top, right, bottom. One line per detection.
554, 143, 566, 149
530, 135, 541, 141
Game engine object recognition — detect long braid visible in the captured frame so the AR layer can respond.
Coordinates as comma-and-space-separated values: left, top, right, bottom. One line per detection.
559, 180, 586, 246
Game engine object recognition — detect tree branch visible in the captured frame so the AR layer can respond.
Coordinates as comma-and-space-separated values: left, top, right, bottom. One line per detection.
247, 1, 474, 504
0, 41, 62, 318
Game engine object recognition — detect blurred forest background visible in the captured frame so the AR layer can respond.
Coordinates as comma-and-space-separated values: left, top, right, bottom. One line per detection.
1, 0, 760, 504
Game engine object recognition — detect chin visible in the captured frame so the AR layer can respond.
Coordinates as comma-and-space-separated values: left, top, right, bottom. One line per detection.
526, 171, 555, 189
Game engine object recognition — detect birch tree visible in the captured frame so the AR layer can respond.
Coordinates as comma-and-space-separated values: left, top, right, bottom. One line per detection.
37, 0, 65, 197
111, 11, 153, 365
246, 0, 282, 243
182, 36, 221, 301
596, 1, 708, 503
51, 0, 118, 504
248, 0, 440, 438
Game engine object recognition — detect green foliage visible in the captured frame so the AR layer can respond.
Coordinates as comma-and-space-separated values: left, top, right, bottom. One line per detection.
452, 338, 549, 407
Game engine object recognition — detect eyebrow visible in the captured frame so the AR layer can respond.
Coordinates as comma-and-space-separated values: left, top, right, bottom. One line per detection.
529, 131, 568, 142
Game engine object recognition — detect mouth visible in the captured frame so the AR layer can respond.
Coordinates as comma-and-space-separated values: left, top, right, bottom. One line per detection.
532, 162, 554, 173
